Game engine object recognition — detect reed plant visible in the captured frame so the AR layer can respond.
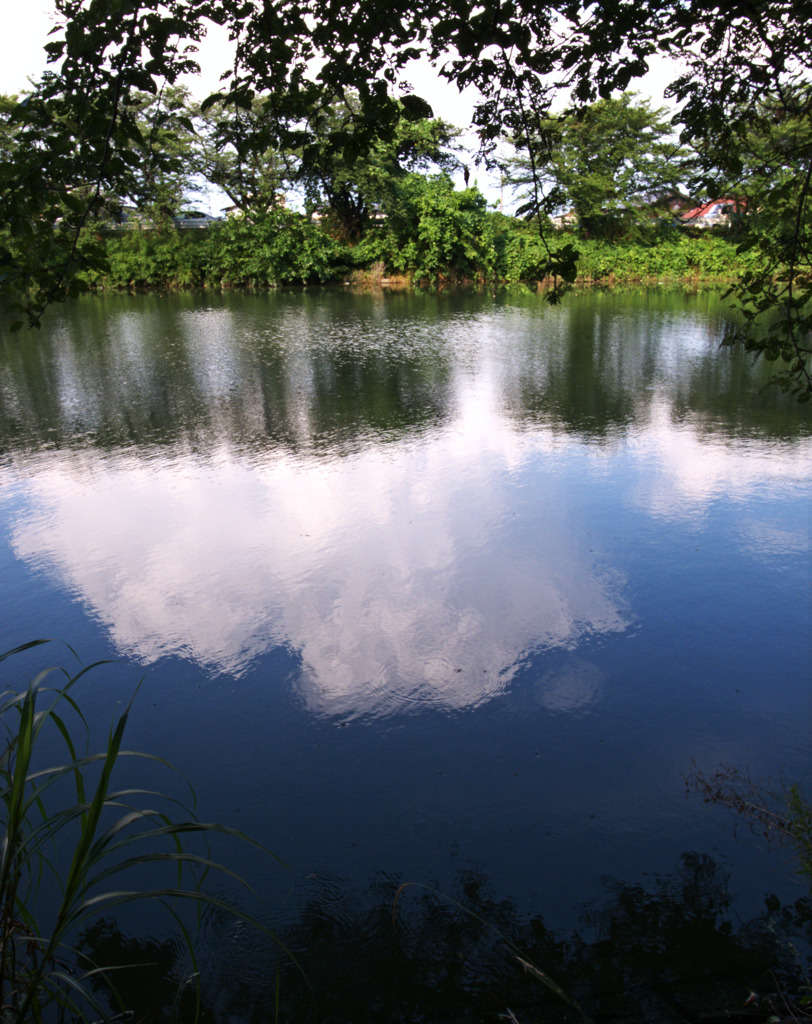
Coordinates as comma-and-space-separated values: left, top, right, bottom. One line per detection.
0, 639, 287, 1024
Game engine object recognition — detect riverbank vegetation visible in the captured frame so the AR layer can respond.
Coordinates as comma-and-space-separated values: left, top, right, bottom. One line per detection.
71, 207, 760, 293
0, 0, 810, 393
1, 86, 763, 296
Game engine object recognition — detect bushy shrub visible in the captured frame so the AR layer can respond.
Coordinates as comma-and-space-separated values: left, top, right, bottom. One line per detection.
88, 227, 210, 289
58, 202, 765, 296
206, 208, 347, 286
78, 210, 347, 291
574, 235, 758, 282
372, 175, 498, 283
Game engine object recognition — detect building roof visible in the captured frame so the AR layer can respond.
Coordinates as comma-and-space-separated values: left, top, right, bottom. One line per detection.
679, 198, 743, 223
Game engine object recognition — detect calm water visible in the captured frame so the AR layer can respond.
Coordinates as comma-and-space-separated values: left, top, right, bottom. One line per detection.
1, 288, 810, 1021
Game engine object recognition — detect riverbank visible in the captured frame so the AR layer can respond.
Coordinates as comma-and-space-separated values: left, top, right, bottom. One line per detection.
71, 210, 757, 293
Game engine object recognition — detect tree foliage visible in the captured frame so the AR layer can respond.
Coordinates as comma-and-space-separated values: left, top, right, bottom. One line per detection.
507, 93, 687, 238
703, 86, 812, 397
362, 173, 497, 281
0, 95, 21, 164
296, 97, 462, 240
123, 84, 200, 219
192, 92, 301, 217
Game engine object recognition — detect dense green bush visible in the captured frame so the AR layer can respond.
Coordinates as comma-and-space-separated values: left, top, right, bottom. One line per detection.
359, 175, 498, 283
573, 234, 759, 282
492, 215, 577, 284
83, 209, 347, 290
60, 201, 761, 294
83, 227, 210, 289
206, 208, 347, 286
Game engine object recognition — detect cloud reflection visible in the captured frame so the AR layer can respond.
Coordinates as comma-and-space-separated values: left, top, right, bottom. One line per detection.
6, 385, 629, 717
5, 296, 809, 719
535, 658, 606, 713
631, 402, 812, 534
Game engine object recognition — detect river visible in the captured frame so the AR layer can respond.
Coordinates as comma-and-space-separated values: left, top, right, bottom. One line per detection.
0, 287, 809, 1022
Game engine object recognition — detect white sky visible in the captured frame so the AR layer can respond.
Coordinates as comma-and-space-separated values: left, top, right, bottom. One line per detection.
0, 1, 55, 95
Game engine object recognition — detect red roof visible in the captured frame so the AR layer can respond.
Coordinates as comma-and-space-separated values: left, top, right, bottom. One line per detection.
680, 198, 744, 222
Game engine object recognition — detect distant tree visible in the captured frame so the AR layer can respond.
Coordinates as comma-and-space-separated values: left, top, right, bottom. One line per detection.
0, 94, 21, 163
296, 96, 462, 240
506, 94, 688, 238
191, 91, 461, 235
123, 85, 200, 220
193, 94, 300, 218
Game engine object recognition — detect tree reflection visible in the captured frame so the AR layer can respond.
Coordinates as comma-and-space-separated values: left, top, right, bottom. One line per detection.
1, 291, 809, 460
79, 919, 192, 1024
80, 854, 811, 1024
0, 293, 454, 457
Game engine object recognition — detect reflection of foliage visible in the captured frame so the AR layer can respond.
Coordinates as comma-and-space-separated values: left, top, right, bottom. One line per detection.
276, 870, 576, 1024
578, 854, 782, 1021
1, 291, 807, 466
80, 920, 192, 1024
687, 763, 812, 892
0, 295, 453, 458
81, 857, 811, 1024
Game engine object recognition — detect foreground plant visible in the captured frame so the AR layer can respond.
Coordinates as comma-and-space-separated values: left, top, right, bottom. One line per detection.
0, 639, 288, 1024
687, 761, 812, 892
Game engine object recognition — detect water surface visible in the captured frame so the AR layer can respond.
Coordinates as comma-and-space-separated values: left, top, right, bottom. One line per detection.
1, 287, 809, 1020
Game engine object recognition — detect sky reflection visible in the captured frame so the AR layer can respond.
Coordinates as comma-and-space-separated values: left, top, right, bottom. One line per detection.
6, 406, 627, 716
2, 292, 810, 719
6, 376, 809, 718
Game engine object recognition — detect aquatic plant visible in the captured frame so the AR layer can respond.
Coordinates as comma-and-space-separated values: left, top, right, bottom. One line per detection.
687, 761, 812, 892
0, 639, 287, 1024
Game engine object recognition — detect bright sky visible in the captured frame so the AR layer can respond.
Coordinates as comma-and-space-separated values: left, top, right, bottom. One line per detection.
0, 1, 54, 95
0, 5, 482, 116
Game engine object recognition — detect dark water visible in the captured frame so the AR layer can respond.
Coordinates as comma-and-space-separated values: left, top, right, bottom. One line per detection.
0, 288, 810, 1022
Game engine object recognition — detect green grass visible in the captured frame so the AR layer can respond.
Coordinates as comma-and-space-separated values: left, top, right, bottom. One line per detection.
0, 639, 296, 1024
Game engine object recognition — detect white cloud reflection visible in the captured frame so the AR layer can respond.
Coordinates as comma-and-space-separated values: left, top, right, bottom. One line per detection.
632, 402, 812, 539
4, 362, 810, 720
6, 372, 630, 717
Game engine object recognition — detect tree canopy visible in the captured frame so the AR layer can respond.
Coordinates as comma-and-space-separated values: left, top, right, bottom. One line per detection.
505, 93, 688, 238
0, 0, 810, 394
293, 96, 462, 239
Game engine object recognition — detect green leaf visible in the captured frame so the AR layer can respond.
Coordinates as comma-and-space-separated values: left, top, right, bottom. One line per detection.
399, 94, 434, 121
